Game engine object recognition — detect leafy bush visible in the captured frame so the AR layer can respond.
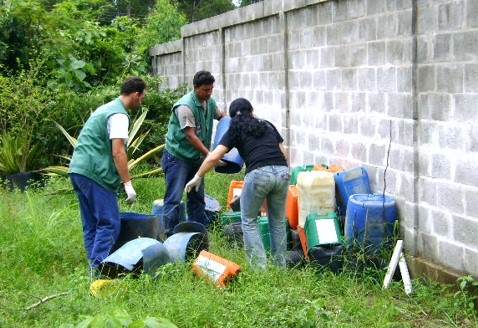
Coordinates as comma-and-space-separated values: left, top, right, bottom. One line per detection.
0, 59, 53, 171
140, 83, 189, 153
43, 109, 165, 178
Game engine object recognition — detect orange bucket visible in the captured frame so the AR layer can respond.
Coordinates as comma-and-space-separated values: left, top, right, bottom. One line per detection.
191, 250, 241, 287
226, 180, 244, 210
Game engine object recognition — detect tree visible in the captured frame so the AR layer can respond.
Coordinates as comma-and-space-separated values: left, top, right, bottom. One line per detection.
114, 0, 156, 21
177, 0, 236, 23
240, 0, 263, 7
0, 0, 187, 91
135, 0, 187, 53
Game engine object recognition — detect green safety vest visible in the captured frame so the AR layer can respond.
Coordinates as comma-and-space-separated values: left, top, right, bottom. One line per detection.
68, 98, 129, 192
165, 91, 216, 162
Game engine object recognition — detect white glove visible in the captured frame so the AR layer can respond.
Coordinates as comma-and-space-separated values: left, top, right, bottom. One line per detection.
185, 174, 203, 193
124, 180, 137, 204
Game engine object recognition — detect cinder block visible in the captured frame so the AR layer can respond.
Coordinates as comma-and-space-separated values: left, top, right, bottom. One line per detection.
436, 181, 465, 215
438, 240, 465, 273
436, 65, 463, 93
438, 2, 464, 31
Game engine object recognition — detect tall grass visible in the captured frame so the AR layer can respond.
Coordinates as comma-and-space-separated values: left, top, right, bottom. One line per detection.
0, 173, 476, 327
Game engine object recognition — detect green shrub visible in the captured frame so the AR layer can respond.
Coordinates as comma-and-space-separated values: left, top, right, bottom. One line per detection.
140, 83, 188, 153
0, 60, 53, 170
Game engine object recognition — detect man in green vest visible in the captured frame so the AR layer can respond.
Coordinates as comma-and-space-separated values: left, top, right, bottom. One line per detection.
161, 71, 226, 236
68, 77, 147, 277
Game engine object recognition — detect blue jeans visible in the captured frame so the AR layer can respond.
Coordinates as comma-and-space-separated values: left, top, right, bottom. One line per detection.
69, 173, 120, 269
161, 149, 207, 234
241, 165, 289, 269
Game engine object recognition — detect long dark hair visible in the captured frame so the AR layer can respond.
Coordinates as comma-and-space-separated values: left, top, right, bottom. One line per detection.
228, 98, 267, 141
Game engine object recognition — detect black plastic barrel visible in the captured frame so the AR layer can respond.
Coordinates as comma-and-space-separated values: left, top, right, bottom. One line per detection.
112, 212, 159, 252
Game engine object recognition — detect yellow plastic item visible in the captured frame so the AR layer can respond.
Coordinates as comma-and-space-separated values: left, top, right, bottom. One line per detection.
89, 279, 118, 297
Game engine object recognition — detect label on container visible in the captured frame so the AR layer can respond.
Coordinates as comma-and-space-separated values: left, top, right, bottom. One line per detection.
196, 255, 227, 282
316, 219, 339, 244
232, 188, 242, 198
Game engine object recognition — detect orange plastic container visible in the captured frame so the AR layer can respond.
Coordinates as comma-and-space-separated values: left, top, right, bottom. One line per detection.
315, 164, 344, 173
297, 225, 308, 258
328, 164, 344, 173
226, 180, 244, 210
226, 180, 267, 215
191, 250, 241, 287
313, 164, 328, 171
286, 185, 299, 229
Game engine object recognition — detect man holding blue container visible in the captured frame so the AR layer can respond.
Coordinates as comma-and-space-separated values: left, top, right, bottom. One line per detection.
161, 71, 226, 236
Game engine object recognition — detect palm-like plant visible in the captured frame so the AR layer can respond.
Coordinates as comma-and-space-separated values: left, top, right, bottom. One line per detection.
0, 133, 40, 174
43, 109, 164, 178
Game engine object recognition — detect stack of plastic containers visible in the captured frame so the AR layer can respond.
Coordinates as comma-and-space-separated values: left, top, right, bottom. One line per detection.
295, 169, 336, 258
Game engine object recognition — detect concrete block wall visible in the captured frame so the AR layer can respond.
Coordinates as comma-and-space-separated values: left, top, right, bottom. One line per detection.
150, 40, 182, 89
414, 0, 478, 275
149, 0, 478, 279
224, 15, 286, 128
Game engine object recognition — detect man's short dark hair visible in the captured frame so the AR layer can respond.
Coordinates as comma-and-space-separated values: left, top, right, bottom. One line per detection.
193, 71, 215, 87
121, 77, 147, 95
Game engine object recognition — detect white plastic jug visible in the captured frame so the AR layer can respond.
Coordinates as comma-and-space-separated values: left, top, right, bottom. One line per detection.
296, 171, 336, 227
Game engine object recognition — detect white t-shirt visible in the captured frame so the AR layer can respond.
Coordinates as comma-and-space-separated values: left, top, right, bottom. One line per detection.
107, 113, 129, 144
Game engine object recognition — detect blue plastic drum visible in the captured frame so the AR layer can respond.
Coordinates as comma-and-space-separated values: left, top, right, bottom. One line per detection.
344, 193, 397, 254
213, 117, 244, 174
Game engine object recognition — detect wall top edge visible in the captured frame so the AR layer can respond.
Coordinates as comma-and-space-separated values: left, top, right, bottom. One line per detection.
180, 0, 328, 38
148, 39, 182, 56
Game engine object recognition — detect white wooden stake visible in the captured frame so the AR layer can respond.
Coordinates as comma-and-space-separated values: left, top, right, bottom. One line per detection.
399, 252, 412, 294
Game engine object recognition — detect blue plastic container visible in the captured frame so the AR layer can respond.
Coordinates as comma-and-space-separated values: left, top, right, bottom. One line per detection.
102, 238, 171, 278
163, 232, 208, 262
344, 193, 397, 254
213, 117, 244, 174
334, 166, 372, 215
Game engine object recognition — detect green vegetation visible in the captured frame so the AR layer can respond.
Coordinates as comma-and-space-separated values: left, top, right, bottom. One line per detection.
43, 109, 165, 178
0, 0, 189, 177
0, 173, 477, 327
1, 2, 477, 326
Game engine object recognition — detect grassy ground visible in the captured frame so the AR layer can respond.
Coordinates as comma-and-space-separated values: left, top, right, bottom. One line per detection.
0, 172, 477, 327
